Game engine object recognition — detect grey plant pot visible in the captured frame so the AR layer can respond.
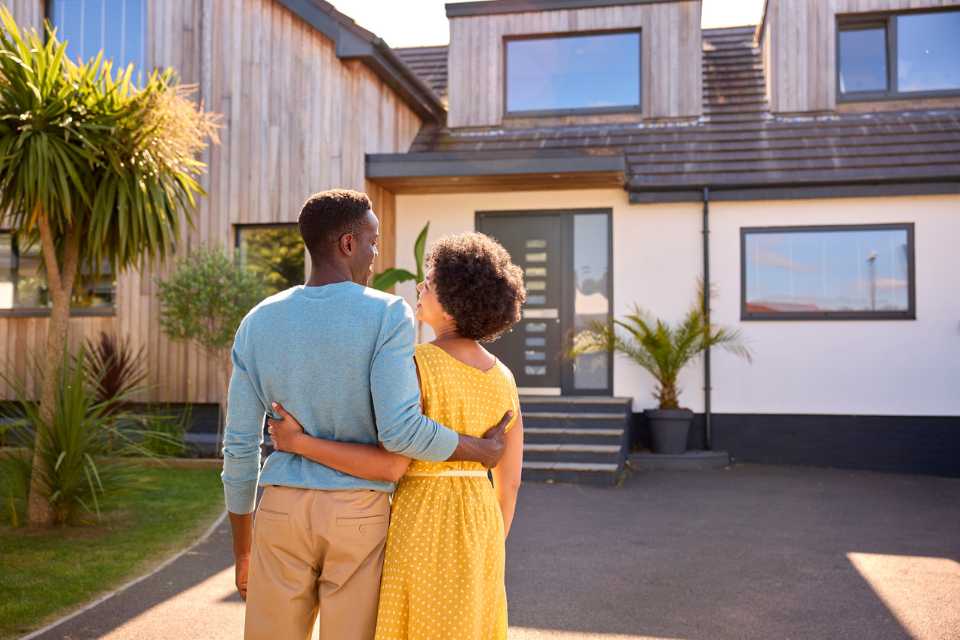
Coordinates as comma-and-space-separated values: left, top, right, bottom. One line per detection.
645, 408, 694, 454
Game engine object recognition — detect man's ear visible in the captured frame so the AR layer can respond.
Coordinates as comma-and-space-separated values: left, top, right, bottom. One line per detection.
338, 232, 354, 256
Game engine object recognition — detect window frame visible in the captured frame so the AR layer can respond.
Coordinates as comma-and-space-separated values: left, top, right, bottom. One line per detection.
502, 28, 643, 119
837, 7, 960, 102
234, 223, 305, 294
0, 230, 116, 318
739, 223, 916, 322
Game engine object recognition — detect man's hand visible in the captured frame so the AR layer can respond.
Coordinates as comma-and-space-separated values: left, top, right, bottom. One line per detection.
448, 410, 513, 468
235, 553, 250, 601
228, 512, 253, 601
267, 402, 306, 453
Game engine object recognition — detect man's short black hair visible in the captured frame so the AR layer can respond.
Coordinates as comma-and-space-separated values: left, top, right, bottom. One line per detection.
298, 189, 372, 259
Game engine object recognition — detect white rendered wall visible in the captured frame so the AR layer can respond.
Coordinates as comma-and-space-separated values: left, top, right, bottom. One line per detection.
709, 195, 960, 417
393, 190, 960, 416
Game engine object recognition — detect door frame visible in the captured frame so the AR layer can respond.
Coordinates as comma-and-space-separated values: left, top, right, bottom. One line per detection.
476, 208, 614, 397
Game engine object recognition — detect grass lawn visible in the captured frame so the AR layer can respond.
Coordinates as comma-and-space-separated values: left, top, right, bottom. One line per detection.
0, 464, 224, 640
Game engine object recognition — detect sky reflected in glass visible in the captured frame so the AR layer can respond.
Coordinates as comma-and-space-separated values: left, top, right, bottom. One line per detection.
507, 33, 640, 112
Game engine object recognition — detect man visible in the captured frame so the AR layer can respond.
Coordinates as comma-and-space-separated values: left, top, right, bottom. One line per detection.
222, 189, 510, 640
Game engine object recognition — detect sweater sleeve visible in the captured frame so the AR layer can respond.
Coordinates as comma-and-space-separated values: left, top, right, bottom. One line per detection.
370, 299, 459, 460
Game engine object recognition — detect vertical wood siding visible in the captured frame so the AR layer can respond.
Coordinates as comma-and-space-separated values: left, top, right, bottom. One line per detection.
447, 1, 703, 128
763, 0, 960, 113
0, 0, 422, 402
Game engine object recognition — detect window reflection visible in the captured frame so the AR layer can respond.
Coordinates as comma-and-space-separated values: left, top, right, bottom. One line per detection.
744, 227, 911, 315
572, 214, 610, 390
506, 32, 641, 113
52, 0, 146, 74
0, 232, 114, 310
839, 27, 888, 94
897, 12, 960, 92
237, 226, 305, 296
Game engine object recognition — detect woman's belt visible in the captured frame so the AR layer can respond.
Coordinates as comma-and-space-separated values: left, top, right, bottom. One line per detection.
404, 470, 489, 478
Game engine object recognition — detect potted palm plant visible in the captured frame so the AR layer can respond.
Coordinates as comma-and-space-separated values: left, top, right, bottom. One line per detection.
572, 285, 751, 454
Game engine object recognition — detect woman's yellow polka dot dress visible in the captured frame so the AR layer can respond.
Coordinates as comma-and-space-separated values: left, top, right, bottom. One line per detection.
374, 342, 520, 640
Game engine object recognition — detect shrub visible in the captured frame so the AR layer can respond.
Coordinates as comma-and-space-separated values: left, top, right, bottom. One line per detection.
0, 350, 175, 525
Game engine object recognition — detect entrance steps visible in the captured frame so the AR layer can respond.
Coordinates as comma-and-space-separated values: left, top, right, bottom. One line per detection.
520, 396, 632, 485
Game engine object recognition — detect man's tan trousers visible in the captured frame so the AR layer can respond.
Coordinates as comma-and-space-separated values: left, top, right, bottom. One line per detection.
244, 486, 390, 640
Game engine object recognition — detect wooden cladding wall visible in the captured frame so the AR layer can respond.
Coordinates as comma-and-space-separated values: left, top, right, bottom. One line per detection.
446, 1, 702, 128
0, 0, 421, 403
761, 0, 960, 113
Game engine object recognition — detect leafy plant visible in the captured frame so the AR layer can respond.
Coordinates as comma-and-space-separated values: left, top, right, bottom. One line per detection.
157, 246, 267, 354
572, 284, 752, 409
0, 350, 173, 525
371, 222, 429, 291
157, 245, 267, 454
0, 10, 218, 526
85, 332, 147, 410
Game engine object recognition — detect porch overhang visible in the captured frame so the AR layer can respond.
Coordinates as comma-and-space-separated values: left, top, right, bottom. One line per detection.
365, 150, 627, 194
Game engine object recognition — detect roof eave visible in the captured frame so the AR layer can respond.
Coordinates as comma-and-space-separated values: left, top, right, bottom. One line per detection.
446, 0, 698, 19
367, 150, 627, 179
276, 0, 446, 122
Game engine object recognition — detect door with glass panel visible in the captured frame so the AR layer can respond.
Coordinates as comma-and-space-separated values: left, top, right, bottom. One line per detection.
477, 211, 611, 396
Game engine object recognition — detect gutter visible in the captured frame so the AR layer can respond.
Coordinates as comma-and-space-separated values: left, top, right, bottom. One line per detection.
702, 186, 712, 450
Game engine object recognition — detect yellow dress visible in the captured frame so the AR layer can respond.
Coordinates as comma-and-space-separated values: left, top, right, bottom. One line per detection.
374, 342, 520, 640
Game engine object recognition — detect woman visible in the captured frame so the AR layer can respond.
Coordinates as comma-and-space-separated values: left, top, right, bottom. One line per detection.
267, 232, 526, 640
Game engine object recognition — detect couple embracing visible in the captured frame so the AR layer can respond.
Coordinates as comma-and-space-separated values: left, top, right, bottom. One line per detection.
222, 189, 527, 640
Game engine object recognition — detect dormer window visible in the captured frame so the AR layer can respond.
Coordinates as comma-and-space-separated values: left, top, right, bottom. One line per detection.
505, 30, 641, 116
838, 9, 960, 100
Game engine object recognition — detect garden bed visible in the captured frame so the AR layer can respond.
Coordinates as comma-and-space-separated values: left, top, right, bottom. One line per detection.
0, 464, 224, 640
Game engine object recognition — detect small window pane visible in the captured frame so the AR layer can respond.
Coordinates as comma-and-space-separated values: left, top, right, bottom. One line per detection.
526, 267, 546, 277
52, 0, 146, 74
0, 234, 14, 309
506, 32, 640, 113
744, 227, 911, 316
525, 365, 547, 376
573, 214, 610, 390
896, 11, 960, 93
526, 322, 547, 333
839, 27, 888, 94
16, 239, 47, 308
238, 226, 305, 296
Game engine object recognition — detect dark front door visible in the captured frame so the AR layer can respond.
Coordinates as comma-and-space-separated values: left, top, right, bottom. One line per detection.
478, 213, 566, 393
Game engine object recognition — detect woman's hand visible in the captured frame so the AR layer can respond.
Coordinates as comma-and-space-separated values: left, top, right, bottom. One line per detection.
267, 402, 306, 454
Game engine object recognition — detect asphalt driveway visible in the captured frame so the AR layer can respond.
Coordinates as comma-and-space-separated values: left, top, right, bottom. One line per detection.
27, 465, 960, 640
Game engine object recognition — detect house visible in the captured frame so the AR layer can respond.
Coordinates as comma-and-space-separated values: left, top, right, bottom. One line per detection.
378, 0, 960, 480
1, 0, 958, 480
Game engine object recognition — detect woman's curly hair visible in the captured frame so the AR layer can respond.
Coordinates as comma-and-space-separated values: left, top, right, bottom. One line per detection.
427, 232, 526, 342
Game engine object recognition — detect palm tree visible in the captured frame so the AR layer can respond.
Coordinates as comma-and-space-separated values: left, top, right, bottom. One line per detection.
572, 283, 752, 410
0, 11, 218, 526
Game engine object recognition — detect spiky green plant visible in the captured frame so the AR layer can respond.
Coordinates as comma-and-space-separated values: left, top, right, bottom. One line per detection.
571, 284, 752, 409
0, 9, 218, 525
0, 350, 179, 525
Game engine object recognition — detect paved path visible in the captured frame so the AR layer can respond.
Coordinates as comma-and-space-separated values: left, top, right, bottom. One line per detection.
27, 465, 960, 639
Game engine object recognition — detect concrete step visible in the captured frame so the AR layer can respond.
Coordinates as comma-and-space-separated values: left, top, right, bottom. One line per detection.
525, 427, 625, 445
523, 412, 629, 431
520, 396, 632, 415
522, 461, 622, 486
524, 445, 624, 465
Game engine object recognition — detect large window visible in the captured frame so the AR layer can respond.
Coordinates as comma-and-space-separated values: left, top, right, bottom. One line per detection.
838, 9, 960, 100
236, 226, 305, 296
741, 224, 915, 320
0, 231, 114, 314
50, 0, 146, 72
505, 31, 641, 116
